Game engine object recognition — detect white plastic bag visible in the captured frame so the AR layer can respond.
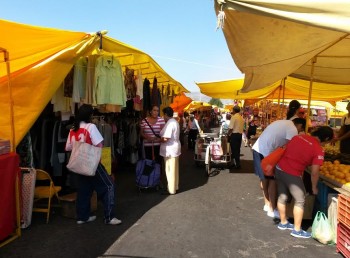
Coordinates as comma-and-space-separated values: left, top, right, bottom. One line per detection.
311, 211, 334, 244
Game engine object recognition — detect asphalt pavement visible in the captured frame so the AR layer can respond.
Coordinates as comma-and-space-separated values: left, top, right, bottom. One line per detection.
0, 127, 341, 258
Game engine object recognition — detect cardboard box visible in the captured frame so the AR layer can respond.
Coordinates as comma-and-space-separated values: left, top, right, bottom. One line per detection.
59, 191, 97, 219
286, 194, 315, 220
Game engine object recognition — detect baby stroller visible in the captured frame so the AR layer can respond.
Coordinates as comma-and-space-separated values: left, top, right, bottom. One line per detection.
204, 135, 232, 176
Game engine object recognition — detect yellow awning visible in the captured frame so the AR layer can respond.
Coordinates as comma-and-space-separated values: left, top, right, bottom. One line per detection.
184, 101, 212, 112
0, 19, 188, 147
196, 77, 350, 103
214, 0, 350, 92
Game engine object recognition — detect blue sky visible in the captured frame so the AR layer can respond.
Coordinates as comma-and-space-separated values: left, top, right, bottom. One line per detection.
2, 0, 243, 93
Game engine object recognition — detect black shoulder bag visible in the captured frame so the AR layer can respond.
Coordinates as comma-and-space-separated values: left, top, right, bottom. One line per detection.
144, 118, 161, 138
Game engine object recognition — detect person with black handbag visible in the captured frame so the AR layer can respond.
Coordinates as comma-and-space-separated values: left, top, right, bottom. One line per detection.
140, 105, 165, 164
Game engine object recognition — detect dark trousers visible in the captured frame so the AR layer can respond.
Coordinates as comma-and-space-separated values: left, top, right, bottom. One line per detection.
188, 129, 199, 149
230, 133, 242, 167
76, 163, 115, 222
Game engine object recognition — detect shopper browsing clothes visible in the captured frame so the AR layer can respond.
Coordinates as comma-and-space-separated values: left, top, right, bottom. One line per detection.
276, 126, 333, 238
227, 106, 244, 169
160, 107, 181, 195
65, 104, 121, 225
252, 118, 306, 219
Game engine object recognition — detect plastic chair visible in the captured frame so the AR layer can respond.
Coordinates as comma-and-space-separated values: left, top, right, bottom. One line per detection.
32, 169, 61, 223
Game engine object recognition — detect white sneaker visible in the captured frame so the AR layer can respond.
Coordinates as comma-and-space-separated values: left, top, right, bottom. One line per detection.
105, 218, 122, 225
77, 215, 96, 225
267, 209, 280, 219
263, 204, 269, 212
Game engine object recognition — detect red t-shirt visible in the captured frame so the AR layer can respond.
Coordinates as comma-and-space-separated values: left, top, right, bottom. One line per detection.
278, 135, 324, 176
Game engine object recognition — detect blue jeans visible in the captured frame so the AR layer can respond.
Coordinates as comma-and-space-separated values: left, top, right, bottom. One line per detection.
76, 163, 115, 222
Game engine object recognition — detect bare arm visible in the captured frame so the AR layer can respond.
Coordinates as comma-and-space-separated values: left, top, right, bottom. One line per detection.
310, 164, 320, 195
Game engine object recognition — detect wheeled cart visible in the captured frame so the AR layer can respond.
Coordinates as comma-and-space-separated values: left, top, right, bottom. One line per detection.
194, 133, 218, 167
204, 136, 232, 176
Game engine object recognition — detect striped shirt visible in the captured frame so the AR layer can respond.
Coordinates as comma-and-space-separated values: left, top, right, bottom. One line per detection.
140, 117, 165, 146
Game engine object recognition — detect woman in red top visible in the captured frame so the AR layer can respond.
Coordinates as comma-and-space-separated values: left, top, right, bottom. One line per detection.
275, 126, 333, 238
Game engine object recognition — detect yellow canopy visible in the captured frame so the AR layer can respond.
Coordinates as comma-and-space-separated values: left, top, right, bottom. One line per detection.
214, 0, 350, 92
184, 101, 212, 112
0, 19, 188, 147
196, 76, 350, 104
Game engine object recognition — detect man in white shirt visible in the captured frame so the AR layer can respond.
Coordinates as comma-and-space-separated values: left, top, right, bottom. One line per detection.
227, 106, 244, 169
160, 107, 181, 195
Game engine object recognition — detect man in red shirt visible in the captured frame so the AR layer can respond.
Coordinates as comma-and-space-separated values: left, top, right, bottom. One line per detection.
275, 126, 333, 238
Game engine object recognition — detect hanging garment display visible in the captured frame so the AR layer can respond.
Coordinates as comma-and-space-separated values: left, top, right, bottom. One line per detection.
143, 78, 151, 112
124, 67, 137, 100
94, 54, 126, 106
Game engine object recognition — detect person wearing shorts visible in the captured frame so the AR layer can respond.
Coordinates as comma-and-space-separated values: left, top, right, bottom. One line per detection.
252, 118, 306, 219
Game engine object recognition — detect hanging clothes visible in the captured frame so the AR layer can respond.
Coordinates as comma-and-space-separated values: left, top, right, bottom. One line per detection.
151, 77, 159, 107
136, 68, 143, 100
72, 56, 88, 102
94, 54, 126, 106
143, 78, 151, 112
64, 67, 74, 98
85, 54, 99, 105
124, 67, 137, 100
51, 83, 72, 113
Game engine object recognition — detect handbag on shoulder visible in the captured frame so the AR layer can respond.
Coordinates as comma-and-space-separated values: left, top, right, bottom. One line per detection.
67, 125, 102, 176
261, 146, 286, 177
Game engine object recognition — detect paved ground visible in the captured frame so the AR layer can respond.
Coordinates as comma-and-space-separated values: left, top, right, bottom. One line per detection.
1, 127, 341, 258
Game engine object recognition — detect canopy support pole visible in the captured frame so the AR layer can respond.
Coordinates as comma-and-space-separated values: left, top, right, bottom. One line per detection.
306, 57, 317, 133
0, 47, 15, 152
280, 77, 286, 119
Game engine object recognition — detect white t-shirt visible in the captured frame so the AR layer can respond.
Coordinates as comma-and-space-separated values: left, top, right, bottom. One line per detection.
252, 120, 297, 157
160, 118, 181, 158
65, 122, 103, 151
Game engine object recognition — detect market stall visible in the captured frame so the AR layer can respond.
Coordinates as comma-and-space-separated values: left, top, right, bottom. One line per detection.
0, 19, 189, 246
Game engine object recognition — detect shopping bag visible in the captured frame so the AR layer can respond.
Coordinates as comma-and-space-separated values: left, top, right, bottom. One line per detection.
311, 211, 334, 245
261, 147, 285, 176
67, 141, 102, 176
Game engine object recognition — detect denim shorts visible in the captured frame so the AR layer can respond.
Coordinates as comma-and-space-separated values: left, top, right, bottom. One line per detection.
253, 150, 275, 180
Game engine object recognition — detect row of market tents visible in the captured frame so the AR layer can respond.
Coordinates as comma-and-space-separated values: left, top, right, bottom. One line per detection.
2, 1, 350, 148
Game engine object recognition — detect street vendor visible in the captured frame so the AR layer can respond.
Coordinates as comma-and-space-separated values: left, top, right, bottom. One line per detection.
332, 102, 350, 154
